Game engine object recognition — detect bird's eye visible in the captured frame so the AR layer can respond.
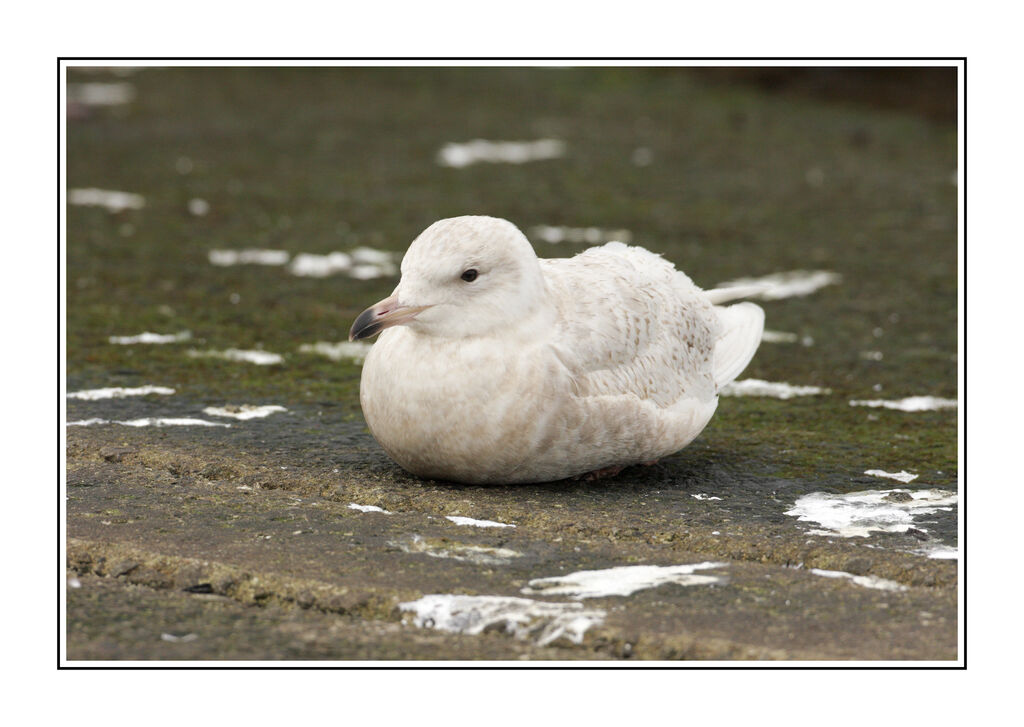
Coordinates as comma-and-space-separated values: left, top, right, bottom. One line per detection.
460, 269, 478, 282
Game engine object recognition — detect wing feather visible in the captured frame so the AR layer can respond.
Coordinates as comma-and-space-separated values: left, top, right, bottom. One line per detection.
540, 242, 720, 408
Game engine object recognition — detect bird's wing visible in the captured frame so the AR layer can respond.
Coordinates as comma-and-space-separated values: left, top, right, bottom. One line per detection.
539, 242, 721, 408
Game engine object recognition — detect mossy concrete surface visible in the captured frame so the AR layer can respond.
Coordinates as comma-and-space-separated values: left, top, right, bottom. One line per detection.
67, 423, 955, 660
65, 67, 958, 661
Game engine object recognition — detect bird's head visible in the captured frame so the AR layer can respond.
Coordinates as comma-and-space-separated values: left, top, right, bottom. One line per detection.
349, 216, 549, 341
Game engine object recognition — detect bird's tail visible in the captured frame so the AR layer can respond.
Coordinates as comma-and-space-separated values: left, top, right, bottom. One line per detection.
712, 302, 765, 389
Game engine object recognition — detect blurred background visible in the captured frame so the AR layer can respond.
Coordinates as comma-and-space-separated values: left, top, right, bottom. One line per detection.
65, 64, 957, 477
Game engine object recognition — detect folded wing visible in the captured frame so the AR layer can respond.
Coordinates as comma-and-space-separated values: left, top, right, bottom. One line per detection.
540, 242, 723, 408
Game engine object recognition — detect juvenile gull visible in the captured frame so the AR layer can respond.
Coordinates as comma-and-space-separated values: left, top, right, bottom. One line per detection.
349, 216, 764, 484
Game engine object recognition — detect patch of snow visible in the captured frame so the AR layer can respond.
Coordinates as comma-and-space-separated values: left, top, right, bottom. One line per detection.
67, 82, 135, 106
390, 535, 522, 566
160, 633, 198, 643
865, 469, 919, 484
850, 396, 957, 412
298, 341, 372, 364
351, 247, 395, 265
809, 568, 908, 592
288, 251, 352, 277
68, 188, 144, 213
399, 594, 604, 646
209, 249, 290, 266
785, 489, 958, 538
188, 198, 210, 216
68, 418, 230, 428
288, 249, 397, 279
720, 379, 831, 399
761, 330, 799, 343
522, 562, 728, 599
67, 385, 175, 400
187, 349, 283, 365
919, 544, 959, 560
716, 270, 841, 300
202, 404, 286, 420
108, 331, 191, 345
348, 263, 397, 280
529, 225, 633, 245
445, 516, 515, 529
437, 139, 566, 168
348, 503, 391, 514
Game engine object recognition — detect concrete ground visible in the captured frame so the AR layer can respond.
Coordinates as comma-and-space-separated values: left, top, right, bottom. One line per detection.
64, 66, 959, 662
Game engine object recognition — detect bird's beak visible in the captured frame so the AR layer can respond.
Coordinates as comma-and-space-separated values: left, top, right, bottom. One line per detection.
349, 294, 431, 341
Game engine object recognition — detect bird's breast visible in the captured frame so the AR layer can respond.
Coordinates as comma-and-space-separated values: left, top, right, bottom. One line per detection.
358, 329, 571, 482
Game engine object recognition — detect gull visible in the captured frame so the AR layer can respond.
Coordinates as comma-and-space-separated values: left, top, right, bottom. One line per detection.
349, 216, 764, 484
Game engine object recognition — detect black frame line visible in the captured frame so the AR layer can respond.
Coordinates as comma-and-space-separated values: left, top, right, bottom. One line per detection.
59, 56, 966, 670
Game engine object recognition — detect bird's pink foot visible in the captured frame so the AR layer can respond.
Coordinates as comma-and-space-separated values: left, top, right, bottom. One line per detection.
578, 464, 626, 481
640, 459, 660, 467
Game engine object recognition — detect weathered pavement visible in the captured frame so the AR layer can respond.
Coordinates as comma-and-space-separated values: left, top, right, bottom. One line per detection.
66, 406, 956, 661
64, 66, 958, 661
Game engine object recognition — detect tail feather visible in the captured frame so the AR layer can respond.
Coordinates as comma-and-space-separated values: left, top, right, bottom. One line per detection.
713, 302, 765, 388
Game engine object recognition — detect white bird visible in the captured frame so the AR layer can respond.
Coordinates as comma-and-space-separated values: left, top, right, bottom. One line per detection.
349, 216, 764, 484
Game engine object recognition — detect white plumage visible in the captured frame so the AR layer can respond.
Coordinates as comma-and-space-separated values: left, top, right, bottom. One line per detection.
350, 216, 764, 484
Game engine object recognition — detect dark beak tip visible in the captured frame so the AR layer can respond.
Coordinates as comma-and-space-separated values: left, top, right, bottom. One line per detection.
349, 307, 376, 342
349, 306, 385, 342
